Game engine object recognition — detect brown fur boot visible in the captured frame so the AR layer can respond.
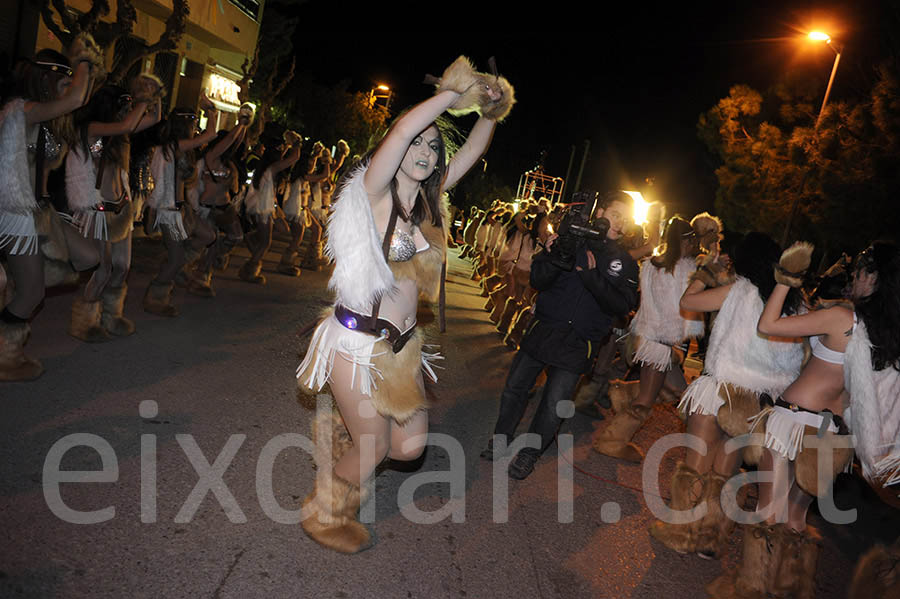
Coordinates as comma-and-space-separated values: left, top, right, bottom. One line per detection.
608, 379, 640, 414
238, 260, 266, 285
69, 296, 112, 343
301, 408, 374, 554
772, 526, 821, 599
705, 523, 778, 598
694, 471, 735, 559
186, 271, 215, 298
143, 281, 179, 317
849, 539, 900, 599
277, 250, 301, 277
489, 290, 507, 323
591, 404, 651, 462
100, 284, 135, 336
496, 298, 521, 335
503, 307, 532, 350
649, 462, 704, 554
0, 319, 43, 381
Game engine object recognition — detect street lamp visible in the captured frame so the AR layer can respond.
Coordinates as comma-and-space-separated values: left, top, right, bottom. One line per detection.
808, 31, 842, 129
369, 84, 392, 112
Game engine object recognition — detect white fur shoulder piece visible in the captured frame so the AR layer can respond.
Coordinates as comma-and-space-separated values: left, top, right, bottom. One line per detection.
845, 320, 900, 486
326, 163, 395, 313
0, 99, 38, 214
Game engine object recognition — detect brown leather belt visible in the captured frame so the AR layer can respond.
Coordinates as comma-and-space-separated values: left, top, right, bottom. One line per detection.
334, 304, 415, 354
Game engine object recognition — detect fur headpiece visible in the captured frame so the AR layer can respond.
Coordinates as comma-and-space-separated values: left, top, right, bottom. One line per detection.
774, 241, 814, 288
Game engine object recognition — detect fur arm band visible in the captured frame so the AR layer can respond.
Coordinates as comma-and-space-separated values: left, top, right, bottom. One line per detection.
774, 241, 814, 287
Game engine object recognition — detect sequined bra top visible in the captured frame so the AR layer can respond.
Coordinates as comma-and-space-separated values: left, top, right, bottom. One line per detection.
387, 228, 429, 262
26, 125, 62, 161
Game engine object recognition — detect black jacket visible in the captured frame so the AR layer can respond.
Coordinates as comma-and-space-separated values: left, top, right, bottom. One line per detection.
520, 238, 638, 373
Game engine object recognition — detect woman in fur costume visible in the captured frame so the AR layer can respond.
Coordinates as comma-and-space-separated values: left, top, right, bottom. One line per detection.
649, 233, 804, 560
66, 78, 161, 340
296, 55, 514, 553
188, 111, 251, 294
140, 102, 221, 315
592, 216, 705, 462
278, 145, 316, 276
238, 133, 301, 285
704, 240, 865, 598
0, 42, 100, 380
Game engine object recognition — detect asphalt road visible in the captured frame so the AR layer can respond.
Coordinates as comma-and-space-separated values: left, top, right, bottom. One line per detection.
1, 233, 897, 599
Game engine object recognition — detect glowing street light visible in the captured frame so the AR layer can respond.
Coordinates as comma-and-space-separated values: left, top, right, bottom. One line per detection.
807, 30, 842, 129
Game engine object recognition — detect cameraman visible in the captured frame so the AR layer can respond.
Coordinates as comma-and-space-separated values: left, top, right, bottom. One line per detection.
480, 192, 639, 480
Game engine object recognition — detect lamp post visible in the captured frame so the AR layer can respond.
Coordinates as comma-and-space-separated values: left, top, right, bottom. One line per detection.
781, 31, 843, 246
808, 31, 842, 129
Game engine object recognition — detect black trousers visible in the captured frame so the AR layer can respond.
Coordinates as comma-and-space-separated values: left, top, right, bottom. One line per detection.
492, 349, 582, 457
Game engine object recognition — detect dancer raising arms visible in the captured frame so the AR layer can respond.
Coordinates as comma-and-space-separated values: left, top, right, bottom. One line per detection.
0, 39, 99, 380
297, 56, 514, 553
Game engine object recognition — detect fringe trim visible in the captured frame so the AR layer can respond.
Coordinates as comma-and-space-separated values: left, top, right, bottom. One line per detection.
635, 337, 672, 372
678, 374, 722, 417
763, 406, 838, 461
153, 209, 187, 242
72, 209, 107, 240
875, 453, 900, 487
0, 211, 38, 255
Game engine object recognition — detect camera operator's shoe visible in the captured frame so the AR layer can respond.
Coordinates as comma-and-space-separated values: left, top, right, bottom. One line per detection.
591, 404, 651, 463
479, 438, 506, 461
508, 450, 539, 480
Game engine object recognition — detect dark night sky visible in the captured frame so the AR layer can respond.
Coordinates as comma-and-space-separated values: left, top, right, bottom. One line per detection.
287, 0, 888, 216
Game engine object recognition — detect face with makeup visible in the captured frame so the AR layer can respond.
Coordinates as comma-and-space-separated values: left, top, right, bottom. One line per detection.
399, 125, 441, 182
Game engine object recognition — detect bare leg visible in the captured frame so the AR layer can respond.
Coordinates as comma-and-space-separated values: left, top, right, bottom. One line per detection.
786, 483, 814, 532
61, 223, 100, 272
330, 353, 391, 485
758, 449, 793, 525
107, 234, 132, 288
684, 413, 722, 475
157, 229, 186, 284
4, 252, 44, 318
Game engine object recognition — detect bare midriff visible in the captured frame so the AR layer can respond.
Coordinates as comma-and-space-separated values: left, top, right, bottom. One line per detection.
780, 356, 845, 415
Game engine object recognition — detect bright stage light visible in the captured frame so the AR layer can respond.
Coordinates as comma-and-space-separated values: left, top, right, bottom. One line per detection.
623, 190, 649, 225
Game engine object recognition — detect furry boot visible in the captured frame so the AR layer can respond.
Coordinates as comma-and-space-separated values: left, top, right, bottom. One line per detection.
694, 471, 734, 559
238, 261, 266, 285
0, 318, 43, 381
187, 271, 215, 298
772, 526, 821, 599
99, 284, 136, 336
277, 250, 301, 277
591, 404, 651, 462
608, 379, 640, 414
143, 281, 179, 317
496, 298, 521, 335
301, 408, 374, 554
300, 241, 326, 271
649, 462, 704, 554
489, 291, 507, 324
848, 539, 900, 599
69, 296, 112, 343
705, 523, 779, 599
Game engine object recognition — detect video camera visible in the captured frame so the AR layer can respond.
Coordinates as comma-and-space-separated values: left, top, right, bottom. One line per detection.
548, 191, 610, 271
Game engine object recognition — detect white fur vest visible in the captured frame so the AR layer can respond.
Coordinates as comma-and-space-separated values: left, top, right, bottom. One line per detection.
845, 319, 900, 486
703, 276, 803, 394
326, 163, 446, 313
631, 256, 705, 344
65, 145, 103, 211
245, 169, 275, 216
0, 99, 38, 214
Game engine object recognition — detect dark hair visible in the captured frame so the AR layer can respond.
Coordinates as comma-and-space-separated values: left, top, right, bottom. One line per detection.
599, 190, 633, 211
651, 216, 694, 274
13, 49, 77, 147
74, 83, 131, 170
853, 241, 900, 371
353, 116, 449, 228
252, 147, 284, 189
733, 232, 802, 315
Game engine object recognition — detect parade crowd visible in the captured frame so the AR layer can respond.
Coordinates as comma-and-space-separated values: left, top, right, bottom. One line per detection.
2, 39, 898, 599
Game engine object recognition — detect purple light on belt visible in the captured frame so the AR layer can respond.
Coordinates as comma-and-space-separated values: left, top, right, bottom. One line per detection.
344, 316, 358, 329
